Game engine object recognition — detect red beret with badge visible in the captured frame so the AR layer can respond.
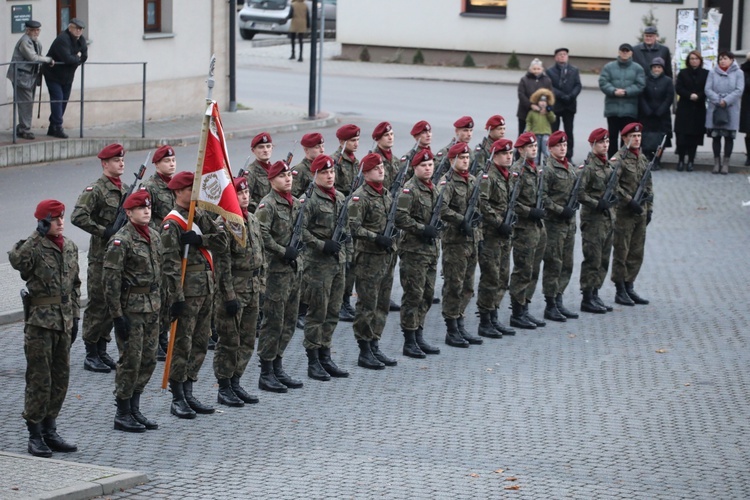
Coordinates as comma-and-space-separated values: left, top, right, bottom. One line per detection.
548, 130, 568, 148
621, 122, 643, 136
491, 139, 513, 153
251, 132, 272, 148
588, 128, 609, 143
411, 149, 435, 167
98, 143, 124, 160
34, 199, 65, 220
371, 122, 392, 141
234, 177, 249, 192
336, 124, 360, 141
453, 116, 474, 129
485, 115, 506, 130
267, 160, 291, 179
311, 154, 335, 173
167, 171, 194, 190
448, 142, 470, 159
153, 145, 175, 163
410, 120, 431, 136
361, 153, 383, 172
301, 133, 324, 148
514, 132, 537, 149
123, 190, 151, 210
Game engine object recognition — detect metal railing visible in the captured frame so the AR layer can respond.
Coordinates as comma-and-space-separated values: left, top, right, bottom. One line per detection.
2, 60, 147, 144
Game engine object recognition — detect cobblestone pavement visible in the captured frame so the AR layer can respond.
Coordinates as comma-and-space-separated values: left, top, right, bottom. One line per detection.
0, 172, 748, 499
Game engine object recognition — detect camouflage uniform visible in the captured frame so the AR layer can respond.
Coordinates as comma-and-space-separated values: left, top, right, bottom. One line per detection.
375, 146, 401, 191
254, 191, 301, 361
291, 157, 314, 199
103, 223, 162, 399
9, 232, 81, 424
244, 160, 272, 213
71, 175, 128, 344
140, 173, 175, 228
332, 148, 359, 305
474, 136, 494, 173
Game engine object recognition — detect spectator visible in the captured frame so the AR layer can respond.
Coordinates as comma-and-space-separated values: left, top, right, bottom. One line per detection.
674, 50, 708, 172
547, 48, 581, 160
288, 0, 308, 62
739, 52, 750, 166
705, 50, 745, 174
525, 89, 556, 163
638, 57, 673, 167
633, 26, 673, 78
598, 43, 646, 157
516, 58, 552, 136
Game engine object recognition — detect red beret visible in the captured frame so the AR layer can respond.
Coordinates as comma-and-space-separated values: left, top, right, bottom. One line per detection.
251, 132, 272, 148
485, 115, 506, 130
453, 116, 474, 129
588, 128, 609, 143
371, 122, 393, 141
98, 143, 124, 160
491, 139, 513, 153
411, 149, 434, 167
448, 142, 470, 159
34, 199, 65, 220
336, 124, 360, 141
234, 176, 249, 192
361, 153, 383, 172
621, 122, 643, 136
548, 131, 568, 147
410, 120, 431, 136
167, 171, 194, 190
514, 132, 537, 148
300, 133, 324, 148
267, 160, 291, 179
311, 154, 335, 173
123, 190, 151, 210
153, 145, 175, 163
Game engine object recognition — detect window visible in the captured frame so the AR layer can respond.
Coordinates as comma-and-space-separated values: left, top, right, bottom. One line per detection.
57, 0, 76, 33
564, 0, 610, 21
464, 0, 507, 16
145, 0, 161, 32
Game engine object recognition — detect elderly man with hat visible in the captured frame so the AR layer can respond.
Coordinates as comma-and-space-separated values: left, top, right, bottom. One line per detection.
476, 138, 517, 339
300, 154, 350, 381
102, 191, 162, 433
6, 20, 54, 140
508, 133, 547, 330
403, 120, 433, 177
540, 131, 579, 323
71, 143, 128, 374
547, 48, 582, 161
474, 115, 507, 169
161, 171, 228, 419
243, 132, 275, 213
9, 200, 81, 457
633, 26, 672, 79
576, 128, 617, 314
610, 122, 653, 307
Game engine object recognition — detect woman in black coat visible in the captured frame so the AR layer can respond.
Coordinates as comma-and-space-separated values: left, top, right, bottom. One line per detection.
675, 50, 709, 172
739, 53, 750, 166
638, 56, 674, 168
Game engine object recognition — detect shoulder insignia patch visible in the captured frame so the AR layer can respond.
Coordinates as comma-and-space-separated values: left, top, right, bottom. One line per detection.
139, 185, 147, 190
402, 188, 410, 194
512, 172, 519, 177
352, 196, 360, 202
440, 181, 447, 186
163, 223, 170, 231
482, 174, 489, 179
299, 198, 306, 204
85, 186, 93, 191
113, 240, 121, 246
292, 170, 298, 176
258, 203, 265, 209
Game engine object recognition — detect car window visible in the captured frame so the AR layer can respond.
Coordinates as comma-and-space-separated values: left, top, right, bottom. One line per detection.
249, 0, 288, 9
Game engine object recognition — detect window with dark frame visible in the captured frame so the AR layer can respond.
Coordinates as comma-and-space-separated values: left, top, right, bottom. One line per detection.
464, 0, 507, 16
145, 0, 162, 32
565, 0, 610, 21
57, 0, 76, 33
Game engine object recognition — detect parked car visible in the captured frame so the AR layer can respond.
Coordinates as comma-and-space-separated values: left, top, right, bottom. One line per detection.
238, 0, 336, 40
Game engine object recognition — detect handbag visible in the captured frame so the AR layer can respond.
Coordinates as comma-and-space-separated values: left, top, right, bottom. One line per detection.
713, 105, 730, 128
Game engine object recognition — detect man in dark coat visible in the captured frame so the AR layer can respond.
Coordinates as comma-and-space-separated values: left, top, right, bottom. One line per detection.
632, 26, 672, 78
547, 48, 582, 160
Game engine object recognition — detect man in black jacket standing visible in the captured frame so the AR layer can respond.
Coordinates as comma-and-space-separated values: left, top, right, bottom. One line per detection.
43, 18, 88, 139
632, 26, 672, 78
547, 48, 581, 161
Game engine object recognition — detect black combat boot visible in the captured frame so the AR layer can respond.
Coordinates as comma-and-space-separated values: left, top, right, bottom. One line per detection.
341, 294, 356, 320
593, 288, 613, 311
183, 380, 216, 413
169, 380, 196, 419
273, 357, 304, 388
338, 303, 355, 322
544, 296, 567, 322
555, 294, 579, 319
614, 282, 635, 306
402, 330, 426, 359
258, 359, 288, 393
231, 375, 259, 404
510, 300, 536, 330
478, 311, 502, 338
97, 338, 117, 370
415, 327, 440, 354
306, 349, 332, 381
457, 316, 483, 344
490, 309, 516, 336
370, 340, 397, 366
389, 299, 401, 311
444, 318, 469, 347
157, 344, 167, 362
157, 330, 168, 361
26, 421, 52, 457
357, 339, 386, 369
319, 346, 349, 377
114, 398, 146, 433
41, 417, 78, 451
524, 303, 546, 327
581, 290, 607, 314
83, 341, 111, 373
130, 392, 158, 429
217, 378, 244, 407
625, 282, 649, 305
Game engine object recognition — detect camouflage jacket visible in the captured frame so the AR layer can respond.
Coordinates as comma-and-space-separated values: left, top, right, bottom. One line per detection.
244, 159, 272, 213
291, 157, 314, 199
301, 185, 348, 262
403, 144, 430, 180
256, 190, 299, 271
71, 175, 128, 261
331, 147, 359, 196
103, 222, 162, 317
140, 173, 175, 229
577, 152, 616, 221
544, 156, 578, 222
374, 146, 402, 191
9, 232, 81, 331
215, 211, 265, 303
480, 163, 513, 236
395, 176, 439, 257
349, 183, 394, 255
474, 136, 494, 173
440, 171, 481, 244
613, 149, 653, 213
510, 158, 545, 228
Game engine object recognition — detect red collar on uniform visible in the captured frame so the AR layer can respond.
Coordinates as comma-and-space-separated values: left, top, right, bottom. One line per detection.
132, 222, 150, 243
366, 181, 383, 195
107, 175, 122, 189
47, 234, 64, 251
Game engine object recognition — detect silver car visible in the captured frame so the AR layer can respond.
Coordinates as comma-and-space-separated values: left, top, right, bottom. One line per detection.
238, 0, 336, 40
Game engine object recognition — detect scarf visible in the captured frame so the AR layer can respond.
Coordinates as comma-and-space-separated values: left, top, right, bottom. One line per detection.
455, 170, 470, 182
158, 173, 173, 184
558, 157, 569, 169
47, 234, 64, 251
275, 189, 294, 207
719, 60, 731, 71
629, 148, 640, 158
526, 159, 537, 171
366, 181, 383, 195
345, 151, 357, 163
378, 147, 393, 163
495, 163, 510, 180
320, 186, 337, 202
107, 176, 122, 189
132, 222, 151, 243
596, 154, 608, 164
241, 207, 249, 219
421, 179, 434, 190
258, 160, 272, 172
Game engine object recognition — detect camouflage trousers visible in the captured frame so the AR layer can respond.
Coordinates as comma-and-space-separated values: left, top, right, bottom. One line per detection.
399, 251, 437, 331
353, 252, 396, 341
82, 260, 112, 344
214, 290, 260, 379
23, 325, 71, 423
168, 294, 212, 383
257, 267, 300, 361
343, 256, 356, 302
542, 219, 577, 297
113, 311, 159, 399
477, 234, 512, 312
302, 257, 345, 350
441, 241, 478, 319
579, 215, 614, 290
611, 211, 647, 283
509, 223, 547, 304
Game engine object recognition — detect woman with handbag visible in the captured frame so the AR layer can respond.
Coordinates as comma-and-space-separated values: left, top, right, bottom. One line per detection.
674, 51, 708, 172
705, 51, 745, 174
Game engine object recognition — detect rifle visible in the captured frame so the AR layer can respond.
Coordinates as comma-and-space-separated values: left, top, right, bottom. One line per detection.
425, 170, 453, 243
503, 170, 522, 227
431, 138, 457, 183
535, 157, 545, 211
288, 171, 317, 264
601, 138, 632, 206
331, 161, 364, 255
633, 135, 665, 205
381, 156, 410, 250
463, 147, 495, 230
112, 152, 150, 232
564, 160, 586, 212
468, 144, 483, 176
284, 151, 293, 167
237, 154, 253, 178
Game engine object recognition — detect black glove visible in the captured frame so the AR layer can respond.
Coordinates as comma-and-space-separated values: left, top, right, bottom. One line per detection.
459, 218, 473, 235
322, 239, 341, 255
113, 316, 131, 341
71, 317, 79, 344
170, 300, 187, 320
559, 206, 575, 220
374, 234, 393, 249
421, 225, 439, 239
647, 210, 653, 225
224, 299, 240, 317
180, 230, 203, 246
497, 223, 513, 237
36, 216, 52, 237
283, 245, 299, 261
596, 198, 611, 212
627, 199, 644, 215
528, 208, 546, 221
103, 224, 117, 240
